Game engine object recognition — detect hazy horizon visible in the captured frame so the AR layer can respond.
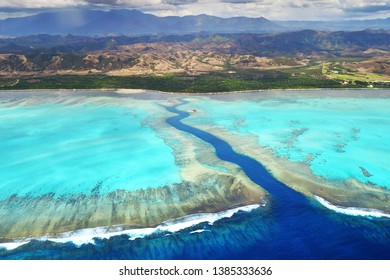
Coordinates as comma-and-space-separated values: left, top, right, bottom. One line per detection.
1, 0, 390, 21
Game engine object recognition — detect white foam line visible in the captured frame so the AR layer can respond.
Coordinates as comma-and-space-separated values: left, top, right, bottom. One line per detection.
190, 229, 208, 234
314, 196, 390, 218
0, 242, 28, 251
0, 204, 260, 250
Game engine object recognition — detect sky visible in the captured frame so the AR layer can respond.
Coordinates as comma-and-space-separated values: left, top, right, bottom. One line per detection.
0, 0, 389, 21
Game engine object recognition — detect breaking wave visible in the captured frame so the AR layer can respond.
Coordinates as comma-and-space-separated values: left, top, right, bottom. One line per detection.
0, 204, 259, 251
315, 196, 390, 218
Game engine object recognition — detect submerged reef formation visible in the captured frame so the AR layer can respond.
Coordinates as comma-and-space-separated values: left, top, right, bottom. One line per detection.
0, 91, 265, 242
0, 89, 389, 249
179, 91, 390, 214
0, 173, 264, 240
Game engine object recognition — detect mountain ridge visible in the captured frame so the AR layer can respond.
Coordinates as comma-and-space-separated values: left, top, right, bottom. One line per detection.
1, 9, 389, 37
1, 29, 389, 55
0, 9, 283, 36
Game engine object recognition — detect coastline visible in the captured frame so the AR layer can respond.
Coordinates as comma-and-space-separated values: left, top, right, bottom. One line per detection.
0, 87, 389, 95
158, 87, 390, 96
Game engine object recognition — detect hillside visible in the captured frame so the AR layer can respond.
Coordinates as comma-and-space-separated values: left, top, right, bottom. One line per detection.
0, 30, 389, 91
1, 30, 389, 56
0, 30, 389, 76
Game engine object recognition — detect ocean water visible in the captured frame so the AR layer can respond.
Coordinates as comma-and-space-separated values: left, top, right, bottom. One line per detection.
0, 93, 181, 199
181, 94, 390, 188
0, 89, 389, 260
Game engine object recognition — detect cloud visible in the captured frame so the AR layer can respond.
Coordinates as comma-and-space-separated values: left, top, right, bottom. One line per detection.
0, 0, 389, 20
85, 0, 161, 6
344, 4, 390, 14
286, 0, 339, 9
0, 1, 83, 8
162, 0, 198, 5
0, 0, 162, 8
220, 0, 258, 4
85, 0, 122, 5
338, 0, 390, 18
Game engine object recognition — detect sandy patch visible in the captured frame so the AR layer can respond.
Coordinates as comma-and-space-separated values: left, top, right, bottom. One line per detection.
115, 89, 146, 94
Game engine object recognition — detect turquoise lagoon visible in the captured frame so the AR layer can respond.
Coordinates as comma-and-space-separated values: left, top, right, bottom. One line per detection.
0, 89, 389, 260
0, 91, 262, 244
0, 93, 181, 199
181, 92, 390, 189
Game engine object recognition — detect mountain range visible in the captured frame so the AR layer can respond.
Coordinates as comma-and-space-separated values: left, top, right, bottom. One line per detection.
1, 30, 389, 56
0, 9, 282, 36
0, 29, 389, 77
0, 9, 389, 37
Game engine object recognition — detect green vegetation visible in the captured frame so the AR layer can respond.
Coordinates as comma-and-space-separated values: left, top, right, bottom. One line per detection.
322, 62, 327, 75
0, 62, 388, 93
0, 78, 19, 88
322, 61, 390, 84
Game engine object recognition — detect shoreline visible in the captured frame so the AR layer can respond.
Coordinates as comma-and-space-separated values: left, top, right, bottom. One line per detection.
158, 87, 390, 96
0, 87, 389, 96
